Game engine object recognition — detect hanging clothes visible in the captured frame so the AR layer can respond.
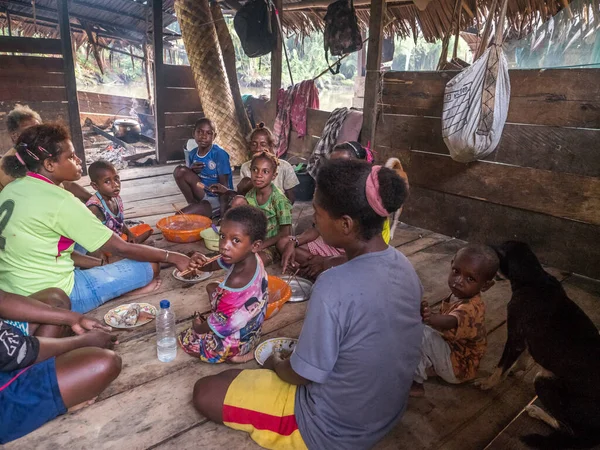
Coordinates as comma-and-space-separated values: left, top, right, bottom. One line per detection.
273, 79, 320, 157
307, 107, 349, 179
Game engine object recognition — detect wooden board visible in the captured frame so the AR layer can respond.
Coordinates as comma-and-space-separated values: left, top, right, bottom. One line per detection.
306, 108, 329, 137
162, 88, 203, 113
0, 55, 64, 71
164, 125, 196, 142
401, 187, 600, 279
0, 85, 67, 102
382, 149, 600, 226
164, 64, 196, 88
0, 70, 65, 88
77, 92, 150, 116
381, 69, 600, 128
164, 112, 203, 127
375, 115, 600, 177
0, 36, 62, 54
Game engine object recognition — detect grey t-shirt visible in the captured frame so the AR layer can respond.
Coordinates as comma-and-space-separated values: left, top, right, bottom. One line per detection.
291, 246, 423, 450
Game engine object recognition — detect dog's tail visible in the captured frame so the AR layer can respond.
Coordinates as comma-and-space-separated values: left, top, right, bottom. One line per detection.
521, 430, 600, 449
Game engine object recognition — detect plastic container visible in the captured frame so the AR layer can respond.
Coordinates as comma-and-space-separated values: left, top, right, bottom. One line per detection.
156, 214, 212, 243
266, 275, 293, 320
294, 171, 315, 202
156, 300, 177, 362
200, 226, 220, 251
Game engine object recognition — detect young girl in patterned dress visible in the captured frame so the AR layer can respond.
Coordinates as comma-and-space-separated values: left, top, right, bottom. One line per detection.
86, 160, 152, 244
179, 206, 269, 363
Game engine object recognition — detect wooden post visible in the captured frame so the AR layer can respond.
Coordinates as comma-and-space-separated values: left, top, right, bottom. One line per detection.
361, 0, 386, 152
153, 0, 166, 162
6, 10, 12, 36
57, 0, 86, 172
269, 0, 283, 127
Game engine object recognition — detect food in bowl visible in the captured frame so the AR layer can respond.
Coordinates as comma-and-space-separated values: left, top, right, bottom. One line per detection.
156, 214, 212, 243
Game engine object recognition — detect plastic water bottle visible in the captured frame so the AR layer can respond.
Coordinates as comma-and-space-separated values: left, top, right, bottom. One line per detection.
156, 300, 177, 362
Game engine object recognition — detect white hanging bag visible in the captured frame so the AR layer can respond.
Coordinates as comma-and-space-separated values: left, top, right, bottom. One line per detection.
442, 0, 510, 163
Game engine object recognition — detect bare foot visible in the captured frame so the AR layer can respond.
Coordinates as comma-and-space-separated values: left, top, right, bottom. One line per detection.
409, 381, 425, 398
228, 352, 255, 364
68, 396, 98, 413
124, 278, 162, 297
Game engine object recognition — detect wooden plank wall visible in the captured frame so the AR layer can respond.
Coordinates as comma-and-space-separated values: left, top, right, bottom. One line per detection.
375, 68, 600, 278
162, 64, 204, 161
77, 92, 151, 125
0, 55, 69, 151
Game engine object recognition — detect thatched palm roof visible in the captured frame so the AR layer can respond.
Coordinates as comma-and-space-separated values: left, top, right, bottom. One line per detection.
278, 0, 584, 41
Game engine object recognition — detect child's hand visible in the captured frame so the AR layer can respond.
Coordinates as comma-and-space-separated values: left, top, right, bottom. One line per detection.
82, 330, 118, 349
420, 300, 431, 324
281, 242, 298, 274
191, 162, 205, 174
208, 184, 229, 196
189, 252, 209, 269
71, 314, 112, 335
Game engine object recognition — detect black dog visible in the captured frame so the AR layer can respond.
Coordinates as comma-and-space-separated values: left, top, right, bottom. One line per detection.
477, 241, 600, 449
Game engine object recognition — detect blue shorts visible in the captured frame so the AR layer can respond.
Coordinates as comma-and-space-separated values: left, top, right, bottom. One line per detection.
0, 358, 66, 444
70, 259, 154, 314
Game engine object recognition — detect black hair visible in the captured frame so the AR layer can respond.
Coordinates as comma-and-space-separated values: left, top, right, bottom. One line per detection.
6, 104, 41, 134
332, 141, 367, 160
194, 117, 217, 133
250, 151, 279, 172
455, 245, 500, 281
222, 205, 267, 242
315, 159, 408, 241
88, 160, 117, 183
244, 297, 260, 309
2, 123, 70, 179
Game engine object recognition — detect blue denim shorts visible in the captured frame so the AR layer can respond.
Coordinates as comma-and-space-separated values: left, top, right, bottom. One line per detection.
0, 358, 67, 444
70, 259, 154, 314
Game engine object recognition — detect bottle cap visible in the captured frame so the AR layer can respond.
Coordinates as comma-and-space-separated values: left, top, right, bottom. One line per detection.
160, 300, 170, 309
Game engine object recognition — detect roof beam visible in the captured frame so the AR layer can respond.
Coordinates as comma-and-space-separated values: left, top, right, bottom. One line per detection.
283, 0, 412, 10
3, 0, 146, 39
1, 8, 144, 44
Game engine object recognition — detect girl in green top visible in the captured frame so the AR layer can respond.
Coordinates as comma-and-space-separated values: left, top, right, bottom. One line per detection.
0, 124, 192, 317
245, 152, 293, 265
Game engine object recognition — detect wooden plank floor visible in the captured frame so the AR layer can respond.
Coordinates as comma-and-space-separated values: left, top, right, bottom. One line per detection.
6, 165, 600, 450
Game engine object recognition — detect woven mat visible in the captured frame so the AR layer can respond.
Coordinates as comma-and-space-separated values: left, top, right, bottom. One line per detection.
175, 0, 249, 166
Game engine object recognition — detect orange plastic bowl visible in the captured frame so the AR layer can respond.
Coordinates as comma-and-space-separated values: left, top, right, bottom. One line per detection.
266, 275, 292, 320
156, 214, 212, 243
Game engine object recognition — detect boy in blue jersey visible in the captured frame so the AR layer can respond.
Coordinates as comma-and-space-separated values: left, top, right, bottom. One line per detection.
173, 118, 233, 218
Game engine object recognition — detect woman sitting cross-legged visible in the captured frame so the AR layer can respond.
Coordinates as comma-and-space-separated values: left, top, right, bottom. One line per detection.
0, 123, 192, 320
190, 159, 424, 450
0, 288, 121, 444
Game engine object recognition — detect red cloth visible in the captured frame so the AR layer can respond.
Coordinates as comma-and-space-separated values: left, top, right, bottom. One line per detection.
273, 80, 320, 157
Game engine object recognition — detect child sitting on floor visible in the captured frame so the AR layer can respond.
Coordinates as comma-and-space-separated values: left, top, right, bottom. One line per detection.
86, 160, 152, 244
244, 151, 292, 265
178, 206, 269, 364
410, 244, 499, 397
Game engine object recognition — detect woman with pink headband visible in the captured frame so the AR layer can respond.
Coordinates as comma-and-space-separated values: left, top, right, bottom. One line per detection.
277, 141, 398, 278
191, 158, 423, 450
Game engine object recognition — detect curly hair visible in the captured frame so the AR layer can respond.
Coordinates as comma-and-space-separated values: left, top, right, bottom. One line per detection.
6, 104, 42, 134
332, 141, 367, 160
88, 160, 117, 183
194, 117, 217, 134
223, 205, 267, 242
250, 151, 279, 172
315, 159, 408, 241
2, 123, 71, 179
247, 123, 275, 156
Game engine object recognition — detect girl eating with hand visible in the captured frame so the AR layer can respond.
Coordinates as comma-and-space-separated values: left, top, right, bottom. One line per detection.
178, 206, 269, 364
0, 124, 192, 317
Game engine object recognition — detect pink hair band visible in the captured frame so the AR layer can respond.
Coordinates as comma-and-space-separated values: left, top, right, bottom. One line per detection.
365, 166, 388, 218
15, 152, 26, 166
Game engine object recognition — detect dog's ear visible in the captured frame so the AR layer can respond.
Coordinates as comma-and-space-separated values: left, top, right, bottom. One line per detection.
490, 244, 505, 260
